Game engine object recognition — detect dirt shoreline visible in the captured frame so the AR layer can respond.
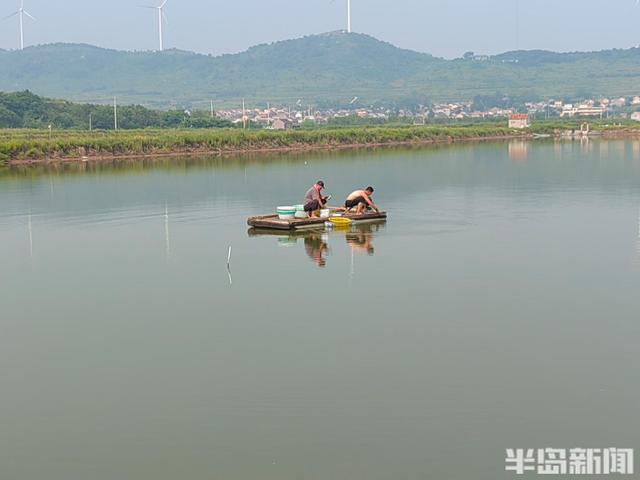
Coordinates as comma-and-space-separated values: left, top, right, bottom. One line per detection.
5, 129, 640, 166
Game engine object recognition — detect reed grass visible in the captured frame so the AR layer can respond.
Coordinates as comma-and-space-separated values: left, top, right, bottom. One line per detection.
0, 125, 521, 163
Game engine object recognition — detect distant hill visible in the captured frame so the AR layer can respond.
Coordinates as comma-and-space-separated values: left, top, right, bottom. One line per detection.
1, 32, 639, 108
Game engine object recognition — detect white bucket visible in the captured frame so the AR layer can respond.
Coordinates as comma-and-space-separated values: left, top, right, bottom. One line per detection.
277, 206, 296, 220
320, 209, 330, 218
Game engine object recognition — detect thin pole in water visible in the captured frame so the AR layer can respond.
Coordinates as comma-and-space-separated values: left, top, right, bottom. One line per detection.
164, 202, 170, 259
348, 248, 355, 288
227, 246, 232, 268
28, 211, 33, 258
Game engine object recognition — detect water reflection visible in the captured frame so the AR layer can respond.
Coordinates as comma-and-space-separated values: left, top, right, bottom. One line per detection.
508, 141, 529, 161
303, 233, 329, 267
637, 207, 640, 266
345, 224, 377, 255
248, 220, 386, 268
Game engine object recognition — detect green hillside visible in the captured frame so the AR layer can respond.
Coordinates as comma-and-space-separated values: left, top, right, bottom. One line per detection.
0, 91, 232, 129
1, 31, 639, 108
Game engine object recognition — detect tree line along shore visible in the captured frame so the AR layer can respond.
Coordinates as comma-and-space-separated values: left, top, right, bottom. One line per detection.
2, 122, 640, 166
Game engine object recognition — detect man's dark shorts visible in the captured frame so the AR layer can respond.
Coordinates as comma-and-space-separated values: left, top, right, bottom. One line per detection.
345, 196, 366, 209
304, 199, 321, 212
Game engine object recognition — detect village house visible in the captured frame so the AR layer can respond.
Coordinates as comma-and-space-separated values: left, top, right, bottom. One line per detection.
610, 97, 627, 108
561, 104, 606, 118
509, 113, 530, 129
270, 118, 288, 130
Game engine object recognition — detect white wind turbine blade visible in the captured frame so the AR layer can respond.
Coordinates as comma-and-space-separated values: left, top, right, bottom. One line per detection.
161, 9, 168, 24
160, 0, 168, 8
23, 10, 36, 21
2, 11, 19, 20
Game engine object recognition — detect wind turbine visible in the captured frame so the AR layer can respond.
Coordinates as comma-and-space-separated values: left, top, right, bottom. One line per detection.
347, 0, 352, 33
4, 0, 36, 50
140, 0, 168, 51
636, 0, 640, 48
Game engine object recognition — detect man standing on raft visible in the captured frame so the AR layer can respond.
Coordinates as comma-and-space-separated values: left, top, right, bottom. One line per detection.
345, 186, 380, 215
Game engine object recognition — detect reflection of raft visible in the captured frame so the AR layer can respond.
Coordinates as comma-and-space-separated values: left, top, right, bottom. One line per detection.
248, 219, 387, 238
247, 208, 387, 231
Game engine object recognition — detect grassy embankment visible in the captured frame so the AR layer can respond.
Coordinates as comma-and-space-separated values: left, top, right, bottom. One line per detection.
1, 120, 639, 165
0, 124, 521, 164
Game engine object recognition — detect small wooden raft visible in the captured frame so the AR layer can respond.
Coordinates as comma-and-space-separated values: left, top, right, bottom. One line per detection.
248, 209, 387, 231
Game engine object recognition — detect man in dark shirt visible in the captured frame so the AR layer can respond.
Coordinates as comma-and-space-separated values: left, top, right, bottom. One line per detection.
303, 180, 328, 217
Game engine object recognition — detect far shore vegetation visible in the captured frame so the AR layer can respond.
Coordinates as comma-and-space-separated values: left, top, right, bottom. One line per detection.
2, 91, 640, 165
3, 120, 640, 165
0, 125, 515, 163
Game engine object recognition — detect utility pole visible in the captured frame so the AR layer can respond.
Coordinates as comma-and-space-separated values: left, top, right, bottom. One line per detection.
113, 97, 118, 131
210, 100, 214, 118
89, 113, 92, 131
242, 98, 246, 130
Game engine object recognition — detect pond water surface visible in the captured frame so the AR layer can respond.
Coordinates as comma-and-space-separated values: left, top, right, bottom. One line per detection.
1, 140, 640, 479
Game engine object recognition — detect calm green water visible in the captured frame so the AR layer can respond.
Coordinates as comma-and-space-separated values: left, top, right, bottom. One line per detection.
1, 140, 640, 479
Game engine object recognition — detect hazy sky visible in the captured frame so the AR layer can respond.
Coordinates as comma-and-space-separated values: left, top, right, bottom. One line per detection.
1, 0, 639, 57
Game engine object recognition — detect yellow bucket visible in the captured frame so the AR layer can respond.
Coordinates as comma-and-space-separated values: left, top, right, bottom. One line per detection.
328, 217, 352, 226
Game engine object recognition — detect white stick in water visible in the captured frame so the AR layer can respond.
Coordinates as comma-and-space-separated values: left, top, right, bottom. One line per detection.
227, 246, 232, 268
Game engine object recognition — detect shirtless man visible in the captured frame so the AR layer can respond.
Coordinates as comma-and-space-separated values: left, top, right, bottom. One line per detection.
344, 186, 379, 215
